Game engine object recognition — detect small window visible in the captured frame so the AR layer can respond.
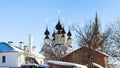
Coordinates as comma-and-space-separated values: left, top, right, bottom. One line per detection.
2, 56, 6, 63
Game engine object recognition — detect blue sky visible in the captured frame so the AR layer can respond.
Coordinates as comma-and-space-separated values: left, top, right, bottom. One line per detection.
0, 0, 120, 52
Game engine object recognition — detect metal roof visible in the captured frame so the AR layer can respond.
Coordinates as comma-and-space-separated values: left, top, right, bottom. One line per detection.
0, 42, 24, 52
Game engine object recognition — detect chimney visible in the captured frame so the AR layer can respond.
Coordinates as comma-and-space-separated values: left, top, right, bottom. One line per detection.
19, 42, 24, 50
32, 46, 36, 52
8, 41, 13, 45
24, 45, 28, 51
29, 34, 33, 52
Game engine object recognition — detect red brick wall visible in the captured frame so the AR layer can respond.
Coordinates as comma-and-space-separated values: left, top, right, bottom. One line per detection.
93, 51, 108, 68
62, 47, 108, 68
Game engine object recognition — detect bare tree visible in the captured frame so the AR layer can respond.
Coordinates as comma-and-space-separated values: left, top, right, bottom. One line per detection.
40, 44, 69, 61
72, 16, 111, 68
104, 19, 120, 63
72, 22, 94, 48
50, 45, 68, 61
72, 22, 111, 50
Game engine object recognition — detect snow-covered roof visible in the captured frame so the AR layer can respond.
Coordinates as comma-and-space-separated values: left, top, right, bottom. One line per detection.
48, 60, 87, 68
31, 51, 45, 58
21, 64, 49, 68
21, 63, 39, 67
39, 64, 49, 68
92, 62, 104, 68
98, 51, 109, 56
0, 42, 24, 52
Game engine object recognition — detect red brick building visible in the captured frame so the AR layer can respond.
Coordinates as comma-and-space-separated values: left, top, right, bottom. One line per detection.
61, 14, 109, 68
47, 14, 108, 68
62, 46, 108, 68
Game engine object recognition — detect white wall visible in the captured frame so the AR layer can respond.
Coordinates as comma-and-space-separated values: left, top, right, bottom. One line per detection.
36, 58, 44, 64
0, 67, 10, 68
0, 52, 18, 67
0, 51, 44, 67
18, 52, 26, 67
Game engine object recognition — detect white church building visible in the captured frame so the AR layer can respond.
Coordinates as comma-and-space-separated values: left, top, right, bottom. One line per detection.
40, 16, 73, 63
0, 35, 44, 68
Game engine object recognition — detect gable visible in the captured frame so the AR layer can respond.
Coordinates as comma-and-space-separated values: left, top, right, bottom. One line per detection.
62, 46, 108, 68
63, 46, 108, 59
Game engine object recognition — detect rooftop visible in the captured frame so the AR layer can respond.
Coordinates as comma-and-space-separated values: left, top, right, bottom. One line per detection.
0, 42, 24, 52
48, 60, 87, 68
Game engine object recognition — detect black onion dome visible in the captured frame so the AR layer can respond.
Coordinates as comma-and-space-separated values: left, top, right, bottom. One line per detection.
62, 34, 65, 37
61, 27, 66, 34
67, 36, 71, 39
55, 19, 62, 30
57, 30, 61, 34
44, 28, 50, 35
67, 30, 72, 36
52, 30, 55, 37
45, 36, 49, 39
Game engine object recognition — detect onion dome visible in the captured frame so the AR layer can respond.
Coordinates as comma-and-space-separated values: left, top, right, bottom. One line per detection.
52, 30, 55, 40
67, 37, 71, 39
45, 36, 49, 39
44, 27, 50, 35
67, 30, 72, 36
61, 27, 66, 34
61, 34, 65, 37
55, 19, 62, 30
52, 30, 55, 37
57, 30, 61, 34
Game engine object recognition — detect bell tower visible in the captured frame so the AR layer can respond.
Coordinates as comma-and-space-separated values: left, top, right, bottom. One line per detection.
92, 13, 104, 52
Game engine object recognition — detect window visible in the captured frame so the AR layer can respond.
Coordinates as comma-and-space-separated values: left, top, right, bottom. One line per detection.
2, 56, 6, 63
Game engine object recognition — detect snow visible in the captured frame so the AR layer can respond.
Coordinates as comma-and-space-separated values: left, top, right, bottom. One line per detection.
39, 64, 49, 68
31, 51, 45, 58
21, 63, 39, 67
10, 45, 24, 52
21, 64, 49, 68
92, 62, 104, 68
98, 51, 109, 56
47, 60, 87, 68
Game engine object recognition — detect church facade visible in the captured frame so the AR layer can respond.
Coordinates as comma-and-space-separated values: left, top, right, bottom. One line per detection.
40, 17, 73, 63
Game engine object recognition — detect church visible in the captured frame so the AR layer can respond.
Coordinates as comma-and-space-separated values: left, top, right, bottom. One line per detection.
40, 16, 73, 63
41, 14, 109, 68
